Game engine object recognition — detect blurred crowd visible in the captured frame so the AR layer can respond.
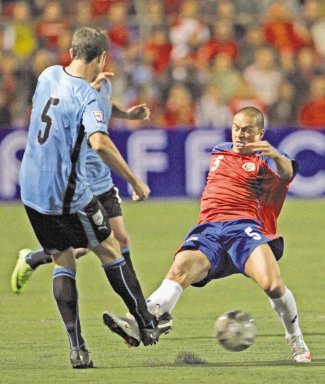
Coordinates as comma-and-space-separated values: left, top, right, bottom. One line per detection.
1, 0, 325, 130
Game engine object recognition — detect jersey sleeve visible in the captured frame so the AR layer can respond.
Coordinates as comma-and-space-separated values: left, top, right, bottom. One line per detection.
263, 148, 299, 182
82, 97, 109, 139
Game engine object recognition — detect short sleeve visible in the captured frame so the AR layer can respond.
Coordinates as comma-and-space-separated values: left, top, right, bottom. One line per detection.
263, 148, 299, 182
82, 98, 108, 139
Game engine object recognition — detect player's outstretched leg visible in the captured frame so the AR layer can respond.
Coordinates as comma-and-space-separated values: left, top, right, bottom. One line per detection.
102, 258, 164, 346
269, 288, 311, 363
245, 244, 311, 363
11, 249, 34, 294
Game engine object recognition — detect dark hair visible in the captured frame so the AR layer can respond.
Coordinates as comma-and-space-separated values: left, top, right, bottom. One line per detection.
236, 106, 264, 129
71, 27, 109, 63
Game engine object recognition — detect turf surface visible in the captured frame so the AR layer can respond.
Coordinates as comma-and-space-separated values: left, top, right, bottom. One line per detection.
1, 199, 325, 383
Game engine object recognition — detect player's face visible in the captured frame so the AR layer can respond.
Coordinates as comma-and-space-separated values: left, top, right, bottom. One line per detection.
231, 113, 264, 154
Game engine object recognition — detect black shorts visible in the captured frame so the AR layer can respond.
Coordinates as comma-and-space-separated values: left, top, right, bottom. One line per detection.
97, 186, 122, 219
24, 197, 111, 254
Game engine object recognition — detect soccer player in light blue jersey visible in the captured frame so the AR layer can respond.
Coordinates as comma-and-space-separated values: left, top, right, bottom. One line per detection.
12, 74, 149, 289
18, 27, 169, 369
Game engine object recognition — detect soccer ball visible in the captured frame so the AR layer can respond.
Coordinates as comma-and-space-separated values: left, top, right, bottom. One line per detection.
214, 310, 257, 352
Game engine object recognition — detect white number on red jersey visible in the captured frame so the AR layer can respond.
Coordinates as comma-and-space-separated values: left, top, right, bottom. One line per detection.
210, 155, 224, 171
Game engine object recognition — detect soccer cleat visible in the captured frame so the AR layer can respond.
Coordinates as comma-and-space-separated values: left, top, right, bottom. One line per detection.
157, 312, 173, 334
153, 304, 173, 332
126, 309, 173, 337
140, 313, 172, 346
103, 312, 141, 347
287, 334, 312, 363
125, 310, 173, 332
70, 347, 93, 369
103, 311, 173, 347
11, 249, 33, 294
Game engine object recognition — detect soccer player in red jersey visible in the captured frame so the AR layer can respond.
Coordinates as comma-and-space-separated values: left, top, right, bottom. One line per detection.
106, 107, 311, 363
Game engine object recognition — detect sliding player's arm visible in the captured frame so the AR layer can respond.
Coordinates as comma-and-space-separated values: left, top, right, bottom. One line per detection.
245, 141, 293, 180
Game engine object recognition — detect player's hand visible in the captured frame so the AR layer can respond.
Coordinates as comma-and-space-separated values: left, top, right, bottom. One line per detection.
244, 141, 280, 159
90, 72, 115, 90
131, 179, 151, 201
126, 104, 150, 120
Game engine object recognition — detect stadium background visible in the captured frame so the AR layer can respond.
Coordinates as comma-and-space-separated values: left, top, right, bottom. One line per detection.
1, 0, 325, 199
1, 1, 325, 383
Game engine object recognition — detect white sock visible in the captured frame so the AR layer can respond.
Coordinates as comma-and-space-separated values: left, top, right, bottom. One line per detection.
269, 287, 301, 338
146, 279, 183, 316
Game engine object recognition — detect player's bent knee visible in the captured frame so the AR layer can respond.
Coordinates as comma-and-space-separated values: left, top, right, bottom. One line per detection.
167, 250, 210, 288
166, 264, 188, 286
259, 276, 285, 298
92, 232, 121, 263
115, 233, 129, 248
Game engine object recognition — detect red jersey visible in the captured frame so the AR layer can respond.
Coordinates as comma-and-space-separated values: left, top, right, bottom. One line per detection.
198, 142, 297, 234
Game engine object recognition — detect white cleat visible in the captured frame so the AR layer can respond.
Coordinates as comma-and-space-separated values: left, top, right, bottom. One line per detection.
103, 312, 141, 347
287, 334, 312, 363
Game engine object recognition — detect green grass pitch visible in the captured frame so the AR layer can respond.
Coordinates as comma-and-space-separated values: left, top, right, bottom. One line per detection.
1, 199, 325, 383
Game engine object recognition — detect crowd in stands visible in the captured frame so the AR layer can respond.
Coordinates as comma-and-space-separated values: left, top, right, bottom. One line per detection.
1, 0, 325, 130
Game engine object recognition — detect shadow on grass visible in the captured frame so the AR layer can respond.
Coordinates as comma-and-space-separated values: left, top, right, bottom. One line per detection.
97, 359, 325, 369
166, 332, 325, 341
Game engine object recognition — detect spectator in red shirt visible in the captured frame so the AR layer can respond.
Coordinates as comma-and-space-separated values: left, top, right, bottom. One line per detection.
163, 83, 195, 128
106, 2, 132, 49
56, 31, 73, 67
299, 76, 325, 129
263, 2, 310, 54
35, 1, 69, 51
144, 26, 172, 75
169, 0, 209, 62
197, 20, 238, 69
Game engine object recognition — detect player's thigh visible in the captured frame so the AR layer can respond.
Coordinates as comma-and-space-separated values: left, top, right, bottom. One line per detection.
244, 243, 285, 294
166, 249, 211, 288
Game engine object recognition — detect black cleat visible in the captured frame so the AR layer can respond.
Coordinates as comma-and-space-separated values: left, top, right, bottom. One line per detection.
140, 312, 173, 346
158, 312, 173, 334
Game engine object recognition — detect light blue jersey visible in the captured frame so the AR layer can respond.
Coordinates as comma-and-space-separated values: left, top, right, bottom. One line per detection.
20, 65, 109, 214
87, 80, 114, 196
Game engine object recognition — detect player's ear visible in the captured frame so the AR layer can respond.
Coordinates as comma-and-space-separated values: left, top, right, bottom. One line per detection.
98, 51, 107, 65
69, 48, 74, 59
259, 129, 265, 139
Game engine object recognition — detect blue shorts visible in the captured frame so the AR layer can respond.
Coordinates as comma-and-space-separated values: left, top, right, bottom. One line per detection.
177, 219, 284, 287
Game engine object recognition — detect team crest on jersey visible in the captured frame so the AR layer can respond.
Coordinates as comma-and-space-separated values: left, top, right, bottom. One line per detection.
93, 111, 105, 124
92, 210, 104, 226
242, 162, 256, 172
